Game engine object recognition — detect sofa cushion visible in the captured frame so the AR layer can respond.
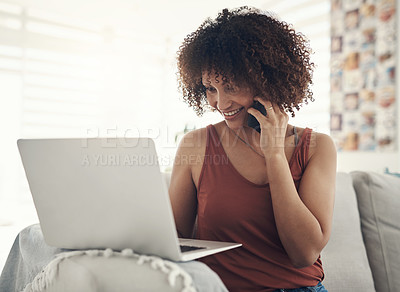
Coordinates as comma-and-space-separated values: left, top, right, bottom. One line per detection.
351, 171, 400, 292
321, 172, 375, 291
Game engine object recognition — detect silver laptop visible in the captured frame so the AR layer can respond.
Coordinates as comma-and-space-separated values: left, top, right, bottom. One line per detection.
17, 137, 241, 262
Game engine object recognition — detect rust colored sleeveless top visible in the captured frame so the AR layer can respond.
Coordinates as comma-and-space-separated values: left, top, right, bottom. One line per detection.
196, 124, 324, 292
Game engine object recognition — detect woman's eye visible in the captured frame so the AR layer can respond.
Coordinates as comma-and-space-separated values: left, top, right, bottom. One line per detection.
205, 87, 216, 92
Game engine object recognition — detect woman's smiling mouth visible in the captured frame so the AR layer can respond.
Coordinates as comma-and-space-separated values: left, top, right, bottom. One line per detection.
222, 107, 244, 119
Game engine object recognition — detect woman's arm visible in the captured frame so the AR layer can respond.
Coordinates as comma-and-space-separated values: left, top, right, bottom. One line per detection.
248, 98, 337, 268
168, 129, 204, 238
267, 132, 336, 268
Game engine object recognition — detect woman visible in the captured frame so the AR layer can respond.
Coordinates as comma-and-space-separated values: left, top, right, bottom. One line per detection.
170, 6, 336, 292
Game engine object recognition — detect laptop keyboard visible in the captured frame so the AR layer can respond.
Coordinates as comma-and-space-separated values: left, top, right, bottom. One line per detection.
180, 245, 206, 253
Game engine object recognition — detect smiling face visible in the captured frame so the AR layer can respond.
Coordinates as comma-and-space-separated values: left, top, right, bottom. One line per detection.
202, 72, 255, 129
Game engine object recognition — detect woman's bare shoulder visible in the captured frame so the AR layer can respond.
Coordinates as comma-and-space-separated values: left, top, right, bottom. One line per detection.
178, 127, 207, 149
307, 129, 336, 160
175, 126, 209, 167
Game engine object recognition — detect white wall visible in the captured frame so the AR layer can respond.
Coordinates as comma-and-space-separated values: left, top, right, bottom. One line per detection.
337, 152, 399, 173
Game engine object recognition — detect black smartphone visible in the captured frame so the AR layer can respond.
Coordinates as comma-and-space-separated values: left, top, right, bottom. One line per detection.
247, 101, 267, 133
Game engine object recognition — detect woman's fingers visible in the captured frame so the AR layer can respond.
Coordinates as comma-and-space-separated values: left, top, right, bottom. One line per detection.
254, 97, 287, 118
272, 103, 281, 113
249, 98, 289, 152
247, 107, 264, 120
254, 97, 274, 115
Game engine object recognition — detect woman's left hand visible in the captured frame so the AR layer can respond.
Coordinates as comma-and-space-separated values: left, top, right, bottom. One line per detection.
246, 97, 289, 159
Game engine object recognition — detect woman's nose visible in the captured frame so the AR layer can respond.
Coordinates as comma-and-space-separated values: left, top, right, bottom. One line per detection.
214, 92, 232, 110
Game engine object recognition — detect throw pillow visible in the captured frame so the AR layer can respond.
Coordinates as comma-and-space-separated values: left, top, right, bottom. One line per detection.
351, 171, 400, 292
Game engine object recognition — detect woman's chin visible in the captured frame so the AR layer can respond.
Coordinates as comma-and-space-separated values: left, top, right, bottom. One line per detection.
224, 119, 246, 130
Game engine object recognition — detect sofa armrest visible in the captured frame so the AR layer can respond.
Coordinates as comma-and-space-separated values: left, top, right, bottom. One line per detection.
321, 172, 375, 291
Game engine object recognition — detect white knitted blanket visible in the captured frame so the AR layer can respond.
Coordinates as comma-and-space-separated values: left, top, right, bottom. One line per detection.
22, 248, 196, 292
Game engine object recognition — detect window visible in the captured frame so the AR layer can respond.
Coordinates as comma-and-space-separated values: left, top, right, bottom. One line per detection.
0, 2, 170, 207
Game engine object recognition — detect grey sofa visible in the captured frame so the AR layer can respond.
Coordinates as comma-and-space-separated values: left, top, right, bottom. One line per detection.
322, 171, 400, 292
1, 171, 399, 291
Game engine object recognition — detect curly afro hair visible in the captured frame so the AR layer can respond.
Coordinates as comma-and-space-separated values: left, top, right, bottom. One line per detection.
176, 6, 315, 117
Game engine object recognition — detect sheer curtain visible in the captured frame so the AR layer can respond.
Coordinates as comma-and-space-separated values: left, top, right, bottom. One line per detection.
0, 2, 170, 203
